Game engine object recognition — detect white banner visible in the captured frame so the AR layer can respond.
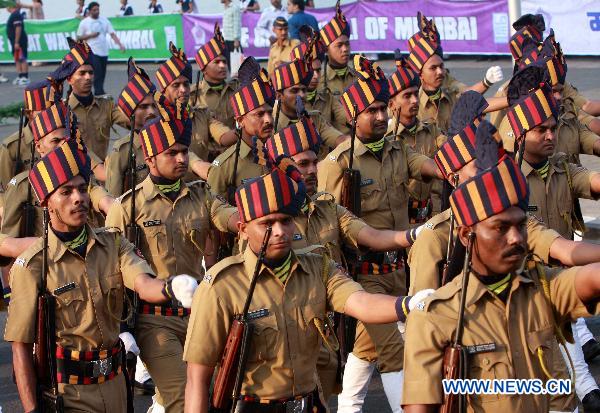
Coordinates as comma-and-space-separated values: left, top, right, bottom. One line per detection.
522, 0, 600, 55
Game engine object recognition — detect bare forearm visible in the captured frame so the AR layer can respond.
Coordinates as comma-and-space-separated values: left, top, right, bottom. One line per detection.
551, 237, 600, 266
582, 100, 600, 117
191, 160, 211, 181
14, 26, 22, 44
421, 159, 443, 180
463, 81, 487, 94
92, 164, 107, 182
134, 274, 168, 303
483, 96, 509, 113
357, 226, 410, 250
12, 342, 37, 412
0, 237, 38, 258
574, 263, 600, 304
587, 118, 600, 136
344, 291, 398, 323
593, 139, 600, 157
185, 364, 214, 413
218, 130, 238, 147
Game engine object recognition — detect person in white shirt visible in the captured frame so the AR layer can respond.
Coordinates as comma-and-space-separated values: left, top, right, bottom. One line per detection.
254, 0, 287, 47
77, 1, 125, 95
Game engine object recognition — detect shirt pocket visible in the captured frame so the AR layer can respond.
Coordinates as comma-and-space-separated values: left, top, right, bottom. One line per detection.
186, 218, 211, 254
142, 224, 169, 258
359, 180, 382, 214
54, 283, 85, 329
248, 314, 279, 362
468, 351, 512, 403
100, 272, 125, 322
527, 326, 555, 378
299, 302, 326, 351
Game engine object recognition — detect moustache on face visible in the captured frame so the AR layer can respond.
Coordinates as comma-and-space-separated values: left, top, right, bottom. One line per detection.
501, 245, 526, 258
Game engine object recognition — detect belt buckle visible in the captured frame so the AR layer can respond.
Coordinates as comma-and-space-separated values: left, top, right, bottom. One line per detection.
285, 398, 305, 413
92, 357, 112, 378
384, 251, 397, 265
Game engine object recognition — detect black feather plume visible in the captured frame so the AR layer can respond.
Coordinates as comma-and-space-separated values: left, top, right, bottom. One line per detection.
238, 56, 262, 87
507, 66, 546, 106
474, 121, 499, 172
296, 95, 307, 119
448, 91, 488, 136
512, 13, 545, 33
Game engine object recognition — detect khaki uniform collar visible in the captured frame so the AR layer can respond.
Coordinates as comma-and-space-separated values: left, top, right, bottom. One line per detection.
199, 79, 236, 98
419, 87, 452, 107
463, 270, 533, 308
68, 93, 100, 110
521, 155, 562, 179
355, 136, 394, 157
273, 38, 293, 51
141, 174, 190, 202
396, 118, 424, 136
50, 223, 106, 262
327, 63, 350, 81
240, 138, 254, 159
241, 245, 308, 282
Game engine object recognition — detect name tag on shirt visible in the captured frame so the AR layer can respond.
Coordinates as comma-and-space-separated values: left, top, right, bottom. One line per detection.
247, 308, 270, 321
143, 219, 162, 227
293, 234, 303, 241
527, 205, 538, 212
360, 178, 374, 187
465, 342, 497, 355
54, 282, 77, 296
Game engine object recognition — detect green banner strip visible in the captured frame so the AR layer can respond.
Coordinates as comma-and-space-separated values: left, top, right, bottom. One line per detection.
0, 13, 184, 63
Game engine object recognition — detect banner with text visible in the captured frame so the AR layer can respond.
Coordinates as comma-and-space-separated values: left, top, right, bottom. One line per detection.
0, 13, 184, 63
183, 0, 510, 59
522, 0, 600, 55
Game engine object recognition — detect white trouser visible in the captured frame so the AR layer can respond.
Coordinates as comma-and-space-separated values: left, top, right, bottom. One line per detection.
561, 322, 599, 401
380, 371, 404, 413
135, 356, 152, 383
574, 317, 595, 345
146, 395, 165, 413
337, 353, 376, 413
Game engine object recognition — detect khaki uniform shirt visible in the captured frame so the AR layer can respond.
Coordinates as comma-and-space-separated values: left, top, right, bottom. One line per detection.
0, 126, 36, 193
403, 264, 595, 411
189, 106, 232, 163
390, 119, 446, 217
191, 79, 238, 130
407, 208, 561, 295
275, 106, 344, 149
4, 224, 153, 349
443, 70, 468, 95
417, 86, 458, 134
292, 194, 367, 264
68, 94, 130, 159
104, 132, 148, 197
306, 89, 350, 135
523, 154, 598, 240
207, 139, 271, 200
489, 79, 510, 129
183, 247, 363, 399
267, 38, 300, 75
318, 63, 356, 98
317, 138, 429, 231
1, 166, 107, 238
105, 176, 235, 281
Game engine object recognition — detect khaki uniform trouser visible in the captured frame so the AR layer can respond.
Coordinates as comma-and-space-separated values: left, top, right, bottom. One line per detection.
60, 373, 127, 412
137, 314, 188, 413
317, 343, 340, 403
352, 270, 405, 373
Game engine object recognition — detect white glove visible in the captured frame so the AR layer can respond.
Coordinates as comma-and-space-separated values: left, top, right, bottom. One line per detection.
484, 65, 504, 86
119, 332, 140, 356
408, 289, 435, 311
407, 223, 428, 245
169, 274, 198, 309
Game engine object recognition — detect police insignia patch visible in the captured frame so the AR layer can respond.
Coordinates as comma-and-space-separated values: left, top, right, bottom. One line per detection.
329, 155, 337, 161
134, 248, 145, 259
14, 258, 25, 267
293, 234, 303, 241
212, 159, 220, 166
416, 301, 425, 311
360, 178, 374, 187
203, 274, 212, 283
216, 194, 227, 203
9, 178, 16, 186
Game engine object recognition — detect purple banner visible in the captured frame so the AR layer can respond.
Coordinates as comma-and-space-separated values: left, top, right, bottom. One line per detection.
183, 0, 509, 59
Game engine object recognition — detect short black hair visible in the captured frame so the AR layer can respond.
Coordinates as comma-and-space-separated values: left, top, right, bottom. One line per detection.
88, 1, 99, 9
291, 0, 305, 11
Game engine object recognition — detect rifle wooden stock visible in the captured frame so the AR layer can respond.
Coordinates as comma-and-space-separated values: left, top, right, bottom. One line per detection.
211, 227, 272, 411
14, 107, 25, 176
20, 202, 37, 237
35, 295, 50, 382
440, 346, 462, 413
340, 169, 361, 216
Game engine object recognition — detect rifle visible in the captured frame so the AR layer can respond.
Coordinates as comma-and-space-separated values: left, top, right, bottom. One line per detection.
21, 138, 37, 237
34, 208, 64, 412
124, 116, 141, 385
340, 104, 361, 216
517, 136, 526, 169
193, 71, 203, 108
273, 99, 281, 133
441, 174, 460, 286
211, 226, 272, 411
13, 107, 25, 176
441, 231, 475, 413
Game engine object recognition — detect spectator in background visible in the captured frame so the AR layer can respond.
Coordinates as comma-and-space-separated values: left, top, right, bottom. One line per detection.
240, 0, 260, 13
148, 0, 163, 13
118, 0, 133, 16
6, 1, 29, 86
287, 0, 318, 40
77, 1, 125, 96
221, 0, 241, 70
255, 0, 287, 47
75, 0, 88, 18
18, 0, 44, 20
266, 17, 298, 75
305, 0, 314, 8
176, 0, 192, 13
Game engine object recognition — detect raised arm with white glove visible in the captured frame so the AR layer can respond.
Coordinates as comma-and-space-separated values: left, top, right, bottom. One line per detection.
483, 65, 504, 88
162, 274, 199, 309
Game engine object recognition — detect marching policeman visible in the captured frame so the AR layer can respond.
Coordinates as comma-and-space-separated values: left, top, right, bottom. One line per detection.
207, 57, 275, 200
318, 55, 442, 412
5, 138, 197, 412
402, 137, 600, 413
61, 38, 130, 160
271, 54, 347, 149
106, 97, 238, 412
266, 17, 300, 76
183, 163, 418, 413
105, 58, 158, 197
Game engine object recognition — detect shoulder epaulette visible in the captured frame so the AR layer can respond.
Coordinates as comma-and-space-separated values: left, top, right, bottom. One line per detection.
212, 144, 238, 166
421, 277, 462, 312
202, 254, 245, 285
326, 139, 351, 162
13, 237, 44, 268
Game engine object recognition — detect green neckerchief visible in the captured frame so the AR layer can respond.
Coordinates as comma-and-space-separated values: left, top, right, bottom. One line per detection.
273, 252, 293, 284
301, 198, 309, 214
333, 66, 348, 77
406, 122, 418, 135
534, 160, 550, 181
364, 137, 385, 153
425, 88, 442, 103
306, 89, 317, 102
485, 273, 512, 295
156, 179, 182, 194
63, 227, 88, 251
207, 81, 225, 92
